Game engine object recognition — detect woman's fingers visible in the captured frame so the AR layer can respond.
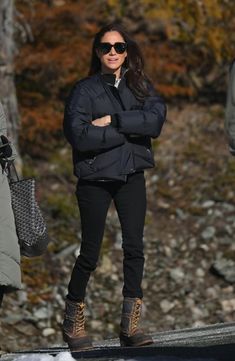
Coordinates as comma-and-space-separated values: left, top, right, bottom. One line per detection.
92, 115, 111, 126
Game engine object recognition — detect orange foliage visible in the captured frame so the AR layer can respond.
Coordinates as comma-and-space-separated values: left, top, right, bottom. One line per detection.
20, 106, 62, 140
157, 84, 194, 98
15, 0, 235, 153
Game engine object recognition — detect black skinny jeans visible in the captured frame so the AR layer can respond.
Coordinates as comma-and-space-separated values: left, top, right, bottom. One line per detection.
68, 172, 146, 302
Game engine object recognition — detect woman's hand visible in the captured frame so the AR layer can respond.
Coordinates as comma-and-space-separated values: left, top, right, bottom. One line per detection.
92, 115, 111, 127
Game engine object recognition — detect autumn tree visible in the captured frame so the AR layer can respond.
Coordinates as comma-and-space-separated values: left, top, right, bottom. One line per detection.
107, 0, 235, 97
13, 0, 235, 153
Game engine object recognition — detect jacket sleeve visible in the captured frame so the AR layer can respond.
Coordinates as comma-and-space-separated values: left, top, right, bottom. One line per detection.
0, 102, 16, 160
114, 93, 166, 138
225, 61, 235, 154
63, 83, 125, 153
0, 102, 7, 136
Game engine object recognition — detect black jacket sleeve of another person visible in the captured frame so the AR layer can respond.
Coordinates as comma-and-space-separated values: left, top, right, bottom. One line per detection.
63, 83, 125, 153
114, 93, 166, 138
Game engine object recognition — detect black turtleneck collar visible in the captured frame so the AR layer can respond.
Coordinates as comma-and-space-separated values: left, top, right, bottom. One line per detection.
100, 67, 128, 87
101, 73, 116, 86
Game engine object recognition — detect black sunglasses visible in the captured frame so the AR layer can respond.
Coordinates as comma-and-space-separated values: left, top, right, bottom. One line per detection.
97, 42, 127, 55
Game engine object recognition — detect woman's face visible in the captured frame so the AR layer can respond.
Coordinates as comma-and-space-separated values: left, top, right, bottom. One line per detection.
96, 31, 127, 77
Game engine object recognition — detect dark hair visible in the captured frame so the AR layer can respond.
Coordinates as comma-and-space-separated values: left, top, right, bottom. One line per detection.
88, 22, 151, 101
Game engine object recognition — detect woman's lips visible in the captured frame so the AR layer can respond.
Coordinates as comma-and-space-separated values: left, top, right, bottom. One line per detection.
107, 58, 119, 62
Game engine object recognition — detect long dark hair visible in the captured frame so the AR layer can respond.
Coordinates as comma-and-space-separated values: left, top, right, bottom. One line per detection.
88, 23, 151, 101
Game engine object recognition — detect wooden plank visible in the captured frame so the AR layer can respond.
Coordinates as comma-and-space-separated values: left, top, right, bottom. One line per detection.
2, 322, 235, 360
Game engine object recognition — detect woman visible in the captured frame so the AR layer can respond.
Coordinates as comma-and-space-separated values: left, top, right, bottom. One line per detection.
0, 101, 21, 307
225, 59, 235, 155
63, 23, 166, 351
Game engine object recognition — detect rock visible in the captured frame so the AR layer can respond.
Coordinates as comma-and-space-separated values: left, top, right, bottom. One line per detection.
169, 238, 178, 248
42, 328, 56, 337
142, 280, 148, 290
170, 268, 185, 283
175, 208, 188, 220
221, 203, 235, 211
206, 286, 220, 299
17, 290, 28, 305
195, 268, 205, 277
38, 321, 48, 329
185, 298, 195, 308
201, 226, 216, 240
54, 244, 78, 259
158, 199, 170, 209
160, 300, 175, 313
34, 307, 53, 320
56, 313, 63, 324
221, 299, 235, 312
199, 244, 210, 252
165, 315, 175, 324
90, 320, 103, 330
74, 246, 80, 258
222, 286, 234, 294
114, 231, 122, 250
192, 320, 206, 327
218, 237, 234, 245
191, 306, 209, 320
188, 237, 197, 250
99, 255, 113, 274
211, 257, 235, 283
202, 200, 215, 208
164, 246, 172, 257
150, 174, 159, 183
2, 314, 25, 325
110, 273, 119, 281
225, 224, 233, 235
213, 209, 223, 218
55, 293, 65, 307
107, 323, 115, 332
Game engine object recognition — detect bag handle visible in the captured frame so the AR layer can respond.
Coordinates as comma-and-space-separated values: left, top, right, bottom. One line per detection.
7, 160, 20, 182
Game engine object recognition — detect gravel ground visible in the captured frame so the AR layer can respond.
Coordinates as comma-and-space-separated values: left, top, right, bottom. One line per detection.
0, 103, 234, 353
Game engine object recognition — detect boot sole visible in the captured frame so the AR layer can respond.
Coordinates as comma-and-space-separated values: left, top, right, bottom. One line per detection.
63, 333, 93, 351
120, 338, 154, 347
70, 345, 93, 352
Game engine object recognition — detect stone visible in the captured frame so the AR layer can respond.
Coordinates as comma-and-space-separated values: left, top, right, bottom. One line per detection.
34, 307, 53, 320
175, 208, 188, 220
201, 226, 216, 240
90, 320, 103, 330
211, 257, 235, 283
42, 328, 56, 337
202, 200, 215, 208
196, 268, 205, 278
160, 300, 175, 313
170, 267, 185, 283
221, 299, 235, 313
206, 286, 219, 299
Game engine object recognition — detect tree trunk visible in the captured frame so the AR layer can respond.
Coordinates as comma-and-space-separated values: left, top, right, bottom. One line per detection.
0, 0, 20, 158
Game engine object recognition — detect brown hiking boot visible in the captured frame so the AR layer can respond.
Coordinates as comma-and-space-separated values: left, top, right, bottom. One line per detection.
119, 297, 153, 347
62, 297, 93, 351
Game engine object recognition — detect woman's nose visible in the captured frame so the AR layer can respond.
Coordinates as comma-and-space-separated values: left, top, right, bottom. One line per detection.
110, 46, 116, 55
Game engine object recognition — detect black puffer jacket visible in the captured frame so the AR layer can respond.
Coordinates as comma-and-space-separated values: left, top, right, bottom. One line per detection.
63, 72, 166, 181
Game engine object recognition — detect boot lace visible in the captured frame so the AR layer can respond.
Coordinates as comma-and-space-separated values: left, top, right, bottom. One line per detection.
75, 302, 85, 334
132, 299, 142, 332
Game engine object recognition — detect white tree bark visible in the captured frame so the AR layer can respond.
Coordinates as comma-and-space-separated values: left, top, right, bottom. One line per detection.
0, 0, 20, 156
